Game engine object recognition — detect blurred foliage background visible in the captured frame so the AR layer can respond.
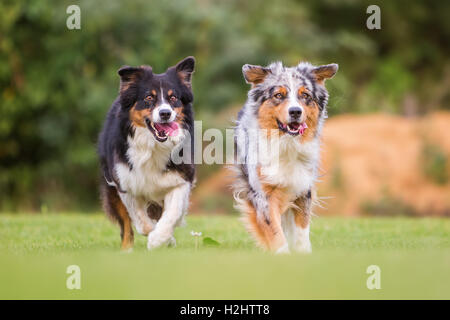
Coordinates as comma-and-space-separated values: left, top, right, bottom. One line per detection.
0, 0, 449, 212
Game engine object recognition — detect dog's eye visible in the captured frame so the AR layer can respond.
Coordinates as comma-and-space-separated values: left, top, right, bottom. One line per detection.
169, 95, 177, 102
274, 93, 284, 99
145, 95, 154, 102
301, 92, 310, 100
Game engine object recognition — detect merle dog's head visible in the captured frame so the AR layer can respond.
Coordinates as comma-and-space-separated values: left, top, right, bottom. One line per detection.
241, 61, 338, 142
118, 56, 195, 142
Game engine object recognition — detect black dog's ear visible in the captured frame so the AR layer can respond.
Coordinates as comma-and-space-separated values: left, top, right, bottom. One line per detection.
118, 66, 144, 81
242, 64, 270, 86
175, 56, 195, 88
117, 66, 147, 107
117, 66, 146, 92
312, 63, 338, 83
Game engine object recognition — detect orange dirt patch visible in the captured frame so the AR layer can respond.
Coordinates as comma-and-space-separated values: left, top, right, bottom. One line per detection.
318, 112, 450, 216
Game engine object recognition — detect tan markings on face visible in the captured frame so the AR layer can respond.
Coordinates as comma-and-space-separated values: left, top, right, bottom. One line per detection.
173, 106, 185, 126
167, 89, 173, 96
151, 89, 157, 96
129, 103, 152, 127
257, 87, 290, 134
297, 87, 320, 142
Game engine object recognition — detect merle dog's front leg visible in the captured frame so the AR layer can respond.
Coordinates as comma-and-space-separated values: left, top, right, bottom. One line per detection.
147, 182, 190, 250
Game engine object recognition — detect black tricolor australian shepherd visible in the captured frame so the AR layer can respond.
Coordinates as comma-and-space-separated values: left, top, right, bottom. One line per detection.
232, 61, 338, 253
98, 57, 195, 250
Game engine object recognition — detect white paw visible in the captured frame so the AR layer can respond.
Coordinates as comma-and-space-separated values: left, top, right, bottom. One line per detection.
121, 247, 133, 254
294, 241, 312, 254
147, 231, 173, 250
275, 243, 290, 254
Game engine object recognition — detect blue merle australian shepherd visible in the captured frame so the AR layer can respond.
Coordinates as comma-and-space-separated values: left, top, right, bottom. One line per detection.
233, 61, 338, 253
98, 57, 195, 251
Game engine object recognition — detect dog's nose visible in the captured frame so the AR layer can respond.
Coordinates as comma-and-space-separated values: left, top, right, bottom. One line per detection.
288, 106, 302, 119
159, 109, 172, 121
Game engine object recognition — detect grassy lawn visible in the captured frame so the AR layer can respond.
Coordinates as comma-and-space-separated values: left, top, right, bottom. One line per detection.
0, 213, 449, 299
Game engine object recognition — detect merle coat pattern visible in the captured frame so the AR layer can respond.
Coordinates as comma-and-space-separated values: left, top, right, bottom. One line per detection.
233, 61, 338, 253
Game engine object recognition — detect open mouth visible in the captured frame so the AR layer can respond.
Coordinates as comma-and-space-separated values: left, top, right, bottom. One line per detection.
145, 118, 179, 142
277, 119, 308, 136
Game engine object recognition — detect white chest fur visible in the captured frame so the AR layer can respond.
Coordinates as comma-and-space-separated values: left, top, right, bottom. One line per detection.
115, 127, 186, 203
259, 136, 320, 197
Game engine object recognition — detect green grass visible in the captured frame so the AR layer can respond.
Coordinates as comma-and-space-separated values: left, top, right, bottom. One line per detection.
0, 214, 449, 299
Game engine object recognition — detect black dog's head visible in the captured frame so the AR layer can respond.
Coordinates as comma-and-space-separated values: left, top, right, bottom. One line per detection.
118, 56, 195, 142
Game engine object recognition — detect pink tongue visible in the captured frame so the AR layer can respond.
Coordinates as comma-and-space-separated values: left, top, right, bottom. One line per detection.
154, 122, 179, 137
299, 122, 308, 135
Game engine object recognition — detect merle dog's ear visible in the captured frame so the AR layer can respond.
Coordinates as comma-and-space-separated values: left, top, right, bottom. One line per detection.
312, 63, 338, 83
117, 66, 146, 92
175, 56, 195, 88
242, 64, 270, 86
